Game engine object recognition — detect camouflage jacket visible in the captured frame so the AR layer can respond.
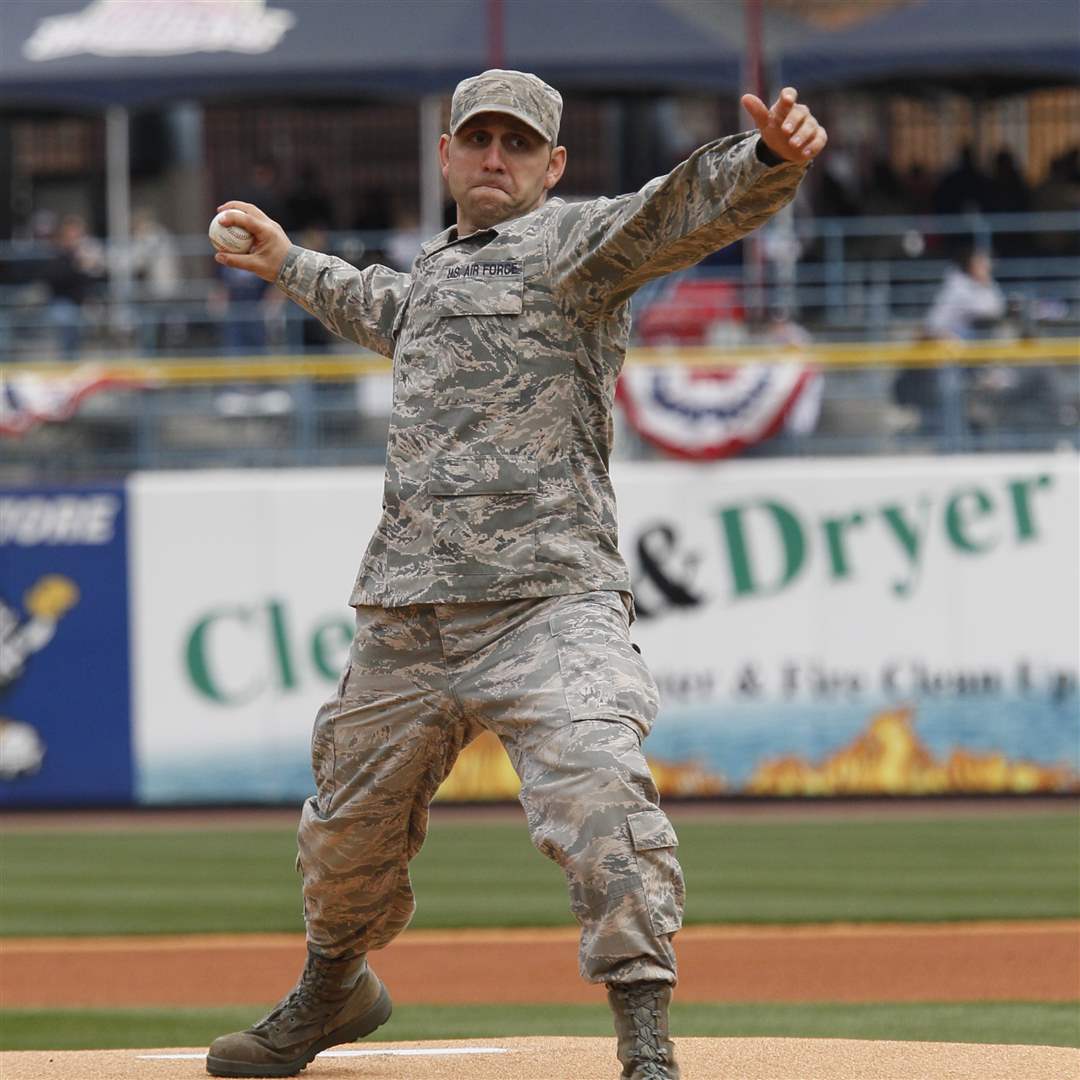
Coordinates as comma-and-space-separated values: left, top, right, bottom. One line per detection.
278, 131, 807, 606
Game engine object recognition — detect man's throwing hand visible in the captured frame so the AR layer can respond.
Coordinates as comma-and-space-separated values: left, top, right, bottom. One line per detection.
741, 88, 827, 165
212, 202, 291, 283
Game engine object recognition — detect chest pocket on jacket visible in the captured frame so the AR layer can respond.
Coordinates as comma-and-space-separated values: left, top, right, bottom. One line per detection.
428, 451, 537, 576
431, 276, 524, 400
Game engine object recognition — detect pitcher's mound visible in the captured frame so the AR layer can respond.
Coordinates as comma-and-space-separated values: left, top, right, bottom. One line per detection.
2, 1036, 1078, 1079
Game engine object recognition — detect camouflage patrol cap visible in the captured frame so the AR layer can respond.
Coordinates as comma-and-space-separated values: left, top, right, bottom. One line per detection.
450, 69, 562, 145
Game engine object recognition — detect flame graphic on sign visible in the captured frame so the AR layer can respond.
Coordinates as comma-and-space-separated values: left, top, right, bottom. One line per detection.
433, 709, 1076, 801
435, 731, 522, 802
434, 729, 726, 801
748, 707, 1078, 796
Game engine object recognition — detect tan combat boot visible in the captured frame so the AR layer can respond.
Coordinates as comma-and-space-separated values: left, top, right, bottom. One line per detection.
607, 981, 680, 1080
206, 950, 391, 1077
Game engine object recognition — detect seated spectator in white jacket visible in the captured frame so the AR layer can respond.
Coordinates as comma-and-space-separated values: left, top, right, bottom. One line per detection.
925, 250, 1005, 340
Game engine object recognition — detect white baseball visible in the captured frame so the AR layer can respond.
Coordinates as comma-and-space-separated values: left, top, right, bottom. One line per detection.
209, 212, 254, 254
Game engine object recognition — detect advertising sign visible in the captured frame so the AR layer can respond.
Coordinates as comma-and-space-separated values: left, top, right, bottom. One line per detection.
618, 455, 1079, 796
0, 485, 133, 805
127, 455, 1079, 804
129, 469, 383, 804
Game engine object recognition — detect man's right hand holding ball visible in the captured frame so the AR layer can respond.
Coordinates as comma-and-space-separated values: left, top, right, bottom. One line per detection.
212, 201, 291, 283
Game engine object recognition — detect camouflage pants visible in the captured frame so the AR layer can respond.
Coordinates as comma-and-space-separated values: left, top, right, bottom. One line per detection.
297, 590, 684, 986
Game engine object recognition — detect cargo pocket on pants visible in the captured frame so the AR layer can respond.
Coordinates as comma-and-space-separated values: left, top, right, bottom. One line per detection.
627, 808, 684, 936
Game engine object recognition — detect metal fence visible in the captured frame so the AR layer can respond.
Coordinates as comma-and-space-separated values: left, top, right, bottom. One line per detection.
1, 210, 1077, 478
3, 340, 1076, 482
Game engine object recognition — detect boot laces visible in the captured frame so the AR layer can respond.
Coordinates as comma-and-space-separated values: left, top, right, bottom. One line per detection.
613, 983, 670, 1079
614, 981, 665, 1024
252, 959, 342, 1036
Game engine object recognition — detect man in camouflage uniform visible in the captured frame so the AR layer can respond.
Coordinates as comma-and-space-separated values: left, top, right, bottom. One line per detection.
207, 71, 826, 1079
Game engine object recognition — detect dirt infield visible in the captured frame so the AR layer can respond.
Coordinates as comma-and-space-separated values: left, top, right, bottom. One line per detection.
4, 921, 1078, 1008
3, 1037, 1079, 1080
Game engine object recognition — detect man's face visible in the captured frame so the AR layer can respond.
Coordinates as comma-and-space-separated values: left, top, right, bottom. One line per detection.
440, 113, 566, 232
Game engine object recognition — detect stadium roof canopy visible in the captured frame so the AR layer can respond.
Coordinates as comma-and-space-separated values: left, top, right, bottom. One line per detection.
0, 0, 749, 111
780, 0, 1080, 96
2, 0, 1076, 113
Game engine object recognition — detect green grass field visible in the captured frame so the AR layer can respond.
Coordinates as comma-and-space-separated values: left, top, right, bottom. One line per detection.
2, 808, 1077, 1051
2, 811, 1078, 936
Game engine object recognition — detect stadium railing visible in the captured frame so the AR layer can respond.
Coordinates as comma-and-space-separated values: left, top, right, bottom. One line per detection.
0, 211, 1076, 477
2, 337, 1077, 479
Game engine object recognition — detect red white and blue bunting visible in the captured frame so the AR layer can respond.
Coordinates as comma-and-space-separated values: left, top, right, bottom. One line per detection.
0, 365, 140, 437
617, 360, 820, 460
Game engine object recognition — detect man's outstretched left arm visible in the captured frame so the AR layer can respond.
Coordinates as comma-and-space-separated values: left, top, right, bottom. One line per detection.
551, 88, 826, 313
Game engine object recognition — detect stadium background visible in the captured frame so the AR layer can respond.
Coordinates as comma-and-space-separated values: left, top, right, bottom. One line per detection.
0, 0, 1078, 1073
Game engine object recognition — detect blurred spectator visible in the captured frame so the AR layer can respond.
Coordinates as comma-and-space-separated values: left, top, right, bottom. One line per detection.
284, 164, 335, 233
29, 208, 58, 247
985, 149, 1030, 213
933, 145, 989, 215
925, 249, 1005, 339
352, 187, 393, 233
239, 159, 286, 225
863, 158, 906, 217
901, 163, 935, 216
41, 214, 105, 360
1031, 149, 1080, 255
128, 206, 183, 354
386, 200, 422, 271
290, 225, 335, 350
985, 150, 1032, 256
858, 158, 908, 257
210, 261, 272, 354
894, 249, 1006, 437
818, 151, 859, 218
352, 187, 393, 265
0, 208, 57, 286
